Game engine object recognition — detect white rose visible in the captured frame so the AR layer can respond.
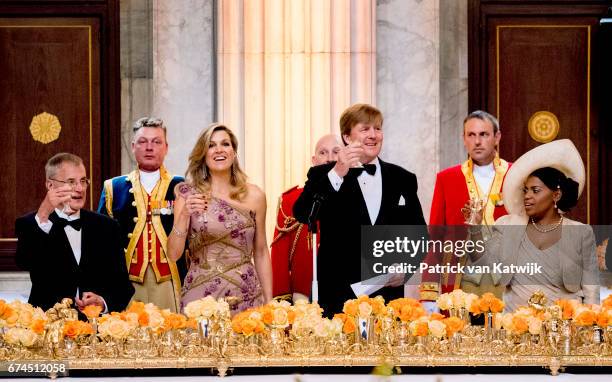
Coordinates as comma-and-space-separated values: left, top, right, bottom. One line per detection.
437, 293, 451, 311
450, 290, 465, 308
527, 317, 542, 335
4, 327, 22, 345
501, 313, 514, 331
19, 329, 38, 347
358, 302, 373, 318
428, 320, 446, 338
493, 313, 503, 330
147, 311, 164, 330
464, 293, 479, 310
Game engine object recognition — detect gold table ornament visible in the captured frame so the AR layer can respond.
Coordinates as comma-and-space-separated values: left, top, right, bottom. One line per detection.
528, 111, 560, 143
29, 112, 62, 144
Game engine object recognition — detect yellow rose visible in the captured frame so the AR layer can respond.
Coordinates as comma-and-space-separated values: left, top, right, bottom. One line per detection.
428, 319, 446, 338
272, 308, 288, 326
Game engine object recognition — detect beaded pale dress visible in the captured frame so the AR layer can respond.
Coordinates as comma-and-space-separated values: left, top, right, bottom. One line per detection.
177, 183, 264, 315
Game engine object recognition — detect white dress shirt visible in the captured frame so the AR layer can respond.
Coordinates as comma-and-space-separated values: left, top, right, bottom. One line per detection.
139, 169, 160, 194
328, 158, 382, 224
35, 209, 82, 264
472, 162, 495, 196
35, 209, 107, 312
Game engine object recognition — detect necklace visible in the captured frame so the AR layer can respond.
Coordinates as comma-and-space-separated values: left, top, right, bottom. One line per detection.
530, 216, 563, 233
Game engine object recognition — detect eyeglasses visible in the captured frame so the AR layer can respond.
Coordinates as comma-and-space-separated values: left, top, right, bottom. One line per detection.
49, 178, 91, 188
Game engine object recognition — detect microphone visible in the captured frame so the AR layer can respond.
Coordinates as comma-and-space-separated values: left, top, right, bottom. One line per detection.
307, 193, 326, 232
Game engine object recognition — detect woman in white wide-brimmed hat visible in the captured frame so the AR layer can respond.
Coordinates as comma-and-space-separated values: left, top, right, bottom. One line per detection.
467, 139, 599, 312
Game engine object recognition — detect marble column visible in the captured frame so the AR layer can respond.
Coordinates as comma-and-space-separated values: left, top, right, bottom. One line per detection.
377, 0, 440, 222
151, 0, 216, 175
439, 0, 468, 170
120, 0, 154, 174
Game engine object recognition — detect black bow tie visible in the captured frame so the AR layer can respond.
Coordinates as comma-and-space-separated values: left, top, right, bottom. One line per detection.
54, 216, 82, 231
350, 163, 377, 176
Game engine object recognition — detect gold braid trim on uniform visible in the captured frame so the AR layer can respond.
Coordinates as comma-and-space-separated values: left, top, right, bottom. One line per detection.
271, 194, 308, 268
103, 179, 114, 218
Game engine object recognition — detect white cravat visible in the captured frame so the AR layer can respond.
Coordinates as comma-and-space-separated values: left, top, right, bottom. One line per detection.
139, 169, 160, 194
472, 162, 495, 196
328, 158, 382, 224
35, 209, 81, 264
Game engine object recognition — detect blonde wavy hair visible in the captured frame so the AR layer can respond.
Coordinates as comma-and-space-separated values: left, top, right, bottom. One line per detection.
185, 123, 248, 201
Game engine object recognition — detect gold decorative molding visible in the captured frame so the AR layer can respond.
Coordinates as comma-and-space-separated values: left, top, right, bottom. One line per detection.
29, 112, 61, 144
527, 111, 560, 143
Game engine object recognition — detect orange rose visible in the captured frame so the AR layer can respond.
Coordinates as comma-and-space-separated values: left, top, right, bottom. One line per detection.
127, 301, 146, 314
31, 319, 46, 335
512, 315, 529, 334
287, 310, 296, 324
0, 300, 7, 318
241, 319, 257, 336
138, 312, 149, 327
342, 318, 356, 334
82, 305, 102, 319
443, 317, 464, 337
574, 309, 597, 326
63, 321, 79, 338
430, 313, 445, 321
597, 310, 612, 327
410, 320, 429, 337
490, 298, 505, 313
555, 300, 576, 320
343, 300, 359, 317
333, 313, 348, 323
261, 308, 274, 325
185, 318, 198, 330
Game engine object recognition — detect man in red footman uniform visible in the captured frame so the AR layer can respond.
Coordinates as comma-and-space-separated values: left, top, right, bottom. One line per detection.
271, 134, 341, 302
420, 111, 511, 309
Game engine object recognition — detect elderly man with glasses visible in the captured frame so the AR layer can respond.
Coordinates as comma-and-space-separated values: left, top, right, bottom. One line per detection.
15, 152, 134, 312
98, 117, 185, 312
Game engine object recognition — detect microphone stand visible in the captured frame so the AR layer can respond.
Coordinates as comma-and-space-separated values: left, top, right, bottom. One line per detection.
307, 194, 324, 303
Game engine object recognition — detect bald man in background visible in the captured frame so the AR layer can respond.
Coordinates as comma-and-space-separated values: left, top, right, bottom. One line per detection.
271, 134, 342, 303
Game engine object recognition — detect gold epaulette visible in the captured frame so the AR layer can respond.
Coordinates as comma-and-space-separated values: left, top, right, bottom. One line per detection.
419, 282, 440, 301
273, 294, 292, 303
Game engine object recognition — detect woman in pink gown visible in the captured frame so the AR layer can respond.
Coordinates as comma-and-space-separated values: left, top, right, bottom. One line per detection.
167, 124, 272, 315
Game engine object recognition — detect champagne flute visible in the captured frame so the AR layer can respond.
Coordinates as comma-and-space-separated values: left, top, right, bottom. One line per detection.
62, 182, 76, 215
195, 192, 211, 224
346, 138, 364, 168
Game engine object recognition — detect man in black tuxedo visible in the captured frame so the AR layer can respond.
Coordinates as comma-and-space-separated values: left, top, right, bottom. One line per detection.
16, 153, 134, 312
294, 104, 426, 316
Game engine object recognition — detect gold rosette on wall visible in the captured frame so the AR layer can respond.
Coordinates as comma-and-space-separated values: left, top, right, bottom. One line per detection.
527, 111, 560, 143
29, 112, 62, 144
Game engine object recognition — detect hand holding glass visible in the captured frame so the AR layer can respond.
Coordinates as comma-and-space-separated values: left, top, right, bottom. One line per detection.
346, 139, 364, 168
464, 198, 485, 226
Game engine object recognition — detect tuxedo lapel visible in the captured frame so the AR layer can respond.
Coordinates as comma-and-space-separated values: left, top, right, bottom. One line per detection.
78, 210, 92, 269
341, 170, 372, 225
375, 159, 393, 225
